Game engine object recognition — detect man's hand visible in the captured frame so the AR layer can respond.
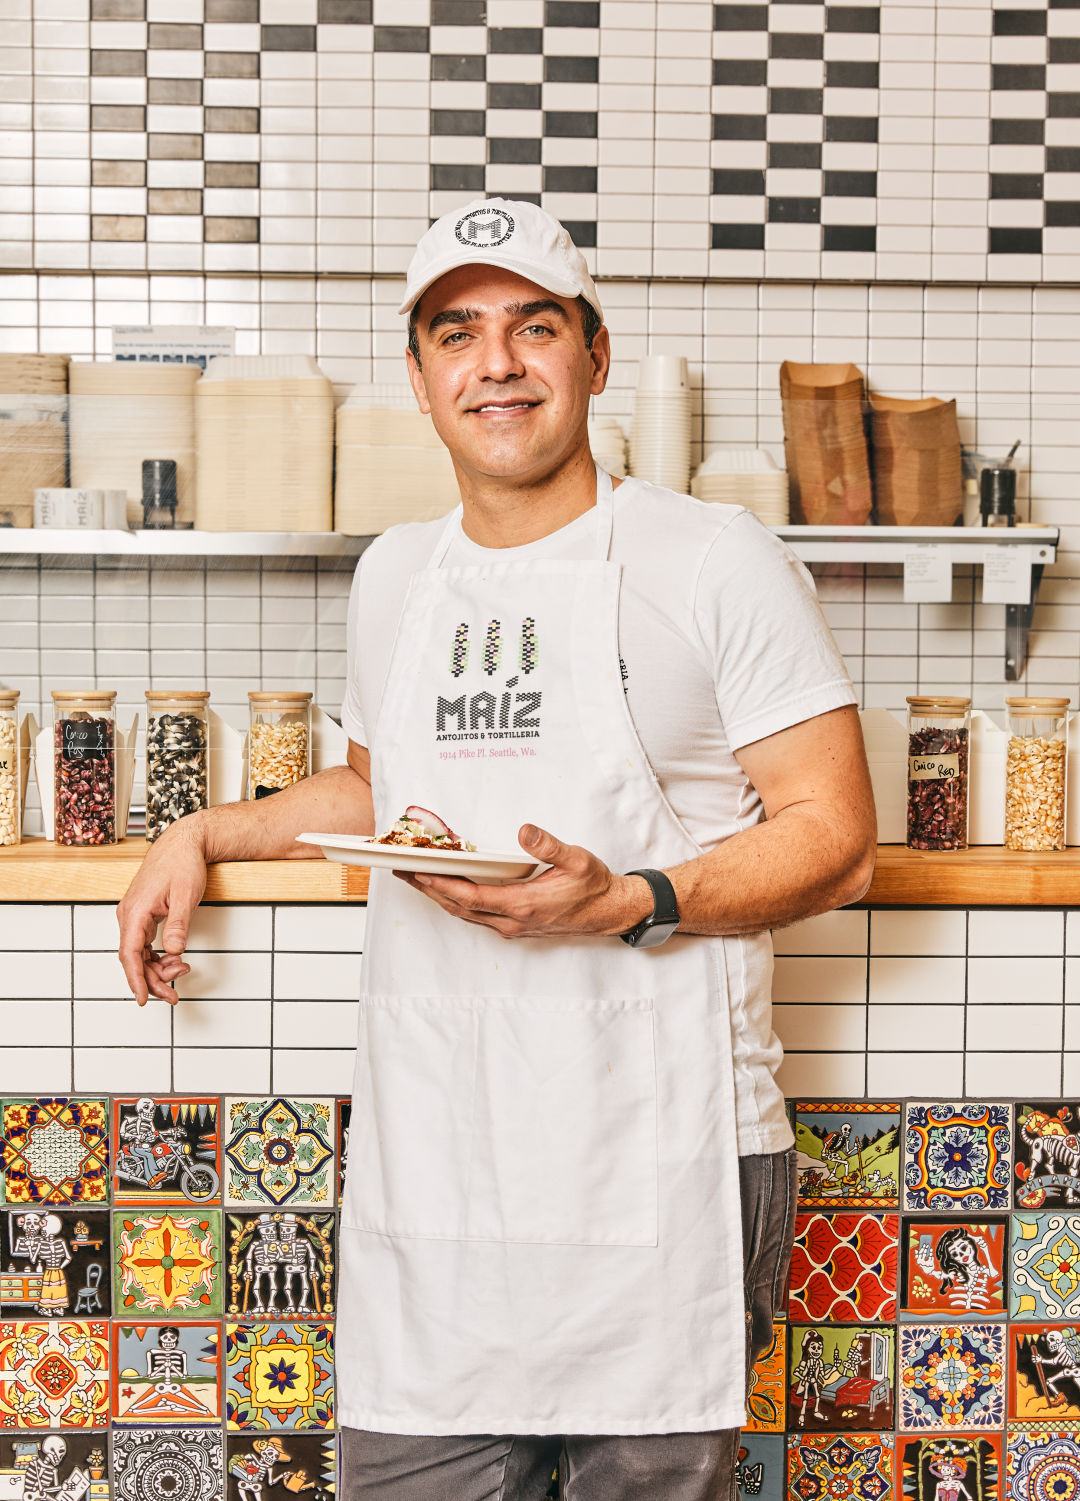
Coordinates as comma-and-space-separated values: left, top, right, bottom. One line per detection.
117, 816, 208, 1006
394, 824, 652, 940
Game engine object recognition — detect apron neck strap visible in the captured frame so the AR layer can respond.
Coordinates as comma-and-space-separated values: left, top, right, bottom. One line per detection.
429, 465, 614, 566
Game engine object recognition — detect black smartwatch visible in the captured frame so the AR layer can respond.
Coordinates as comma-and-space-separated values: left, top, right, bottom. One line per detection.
619, 868, 680, 948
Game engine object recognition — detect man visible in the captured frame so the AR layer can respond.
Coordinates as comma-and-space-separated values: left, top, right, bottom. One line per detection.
118, 198, 875, 1499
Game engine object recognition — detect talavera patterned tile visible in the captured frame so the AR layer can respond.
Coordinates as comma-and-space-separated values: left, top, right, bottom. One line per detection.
112, 1427, 223, 1501
0, 1320, 110, 1427
900, 1219, 1007, 1319
785, 1433, 894, 1499
788, 1212, 898, 1323
794, 1103, 901, 1209
225, 1211, 335, 1321
3, 1100, 109, 1205
1010, 1212, 1080, 1320
898, 1324, 1006, 1431
904, 1104, 1012, 1213
744, 1322, 786, 1435
223, 1099, 334, 1207
1013, 1101, 1080, 1210
113, 1210, 223, 1318
224, 1321, 334, 1430
1006, 1427, 1080, 1500
736, 1433, 783, 1500
1010, 1324, 1080, 1422
788, 1325, 896, 1433
111, 1321, 222, 1423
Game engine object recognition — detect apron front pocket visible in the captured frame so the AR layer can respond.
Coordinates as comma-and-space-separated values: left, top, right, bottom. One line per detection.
343, 994, 659, 1248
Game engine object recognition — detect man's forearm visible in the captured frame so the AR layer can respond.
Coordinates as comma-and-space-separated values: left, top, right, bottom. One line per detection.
662, 805, 876, 940
180, 763, 374, 864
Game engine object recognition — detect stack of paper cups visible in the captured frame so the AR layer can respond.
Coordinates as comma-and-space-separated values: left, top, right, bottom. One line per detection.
628, 355, 692, 493
589, 417, 627, 478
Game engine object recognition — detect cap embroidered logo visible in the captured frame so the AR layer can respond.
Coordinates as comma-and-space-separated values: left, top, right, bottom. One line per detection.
454, 207, 515, 248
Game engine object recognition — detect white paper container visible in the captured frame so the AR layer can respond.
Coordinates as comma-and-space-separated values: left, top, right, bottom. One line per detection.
208, 708, 245, 809
34, 488, 105, 528
35, 714, 139, 842
860, 708, 907, 844
969, 708, 1007, 846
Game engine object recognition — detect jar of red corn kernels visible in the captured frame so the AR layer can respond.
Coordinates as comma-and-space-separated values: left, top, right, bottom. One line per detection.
906, 695, 971, 851
52, 689, 117, 846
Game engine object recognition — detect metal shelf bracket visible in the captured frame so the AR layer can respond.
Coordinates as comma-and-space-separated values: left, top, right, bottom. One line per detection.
1005, 561, 1045, 683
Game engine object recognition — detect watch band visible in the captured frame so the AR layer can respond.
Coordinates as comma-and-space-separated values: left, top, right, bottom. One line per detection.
619, 867, 680, 948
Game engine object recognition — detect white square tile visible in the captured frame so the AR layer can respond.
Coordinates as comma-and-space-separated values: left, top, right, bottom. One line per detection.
0, 950, 71, 998
173, 1047, 271, 1093
772, 909, 868, 956
868, 956, 967, 1006
966, 1051, 1061, 1097
867, 1050, 963, 1096
273, 999, 358, 1048
273, 950, 363, 1000
272, 1048, 356, 1094
172, 998, 271, 1049
0, 904, 71, 949
776, 1049, 865, 1096
868, 1003, 965, 1051
74, 1046, 172, 1093
968, 909, 1064, 956
969, 956, 1063, 1006
273, 905, 366, 952
0, 1047, 72, 1093
869, 910, 967, 956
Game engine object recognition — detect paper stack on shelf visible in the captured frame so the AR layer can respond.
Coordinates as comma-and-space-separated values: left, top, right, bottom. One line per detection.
69, 362, 200, 527
589, 417, 627, 478
195, 355, 333, 532
691, 449, 789, 524
780, 361, 872, 526
0, 353, 70, 528
334, 387, 459, 534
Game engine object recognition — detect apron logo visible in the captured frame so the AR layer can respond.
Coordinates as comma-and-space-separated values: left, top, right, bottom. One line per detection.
437, 618, 541, 742
454, 208, 515, 248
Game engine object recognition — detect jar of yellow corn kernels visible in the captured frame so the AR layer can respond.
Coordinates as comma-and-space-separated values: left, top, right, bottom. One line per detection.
1004, 696, 1069, 851
247, 691, 312, 800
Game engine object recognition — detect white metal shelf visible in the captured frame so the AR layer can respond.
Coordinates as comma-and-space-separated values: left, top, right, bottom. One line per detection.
0, 522, 1060, 678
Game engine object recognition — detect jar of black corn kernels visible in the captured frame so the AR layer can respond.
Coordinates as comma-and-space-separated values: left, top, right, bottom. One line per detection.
52, 689, 117, 846
906, 695, 971, 851
145, 690, 210, 843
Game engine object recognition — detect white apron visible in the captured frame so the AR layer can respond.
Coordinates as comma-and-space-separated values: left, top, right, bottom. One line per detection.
337, 472, 747, 1435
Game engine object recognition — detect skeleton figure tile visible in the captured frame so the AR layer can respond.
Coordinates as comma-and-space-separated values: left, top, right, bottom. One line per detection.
227, 1212, 334, 1320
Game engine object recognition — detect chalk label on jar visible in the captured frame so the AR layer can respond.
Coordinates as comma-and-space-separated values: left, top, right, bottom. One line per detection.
909, 754, 960, 781
254, 784, 281, 799
62, 720, 109, 761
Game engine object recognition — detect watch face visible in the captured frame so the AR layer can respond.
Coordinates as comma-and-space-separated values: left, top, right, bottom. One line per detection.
634, 920, 678, 948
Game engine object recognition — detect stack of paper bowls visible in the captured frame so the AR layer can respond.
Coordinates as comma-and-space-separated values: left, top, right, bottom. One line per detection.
690, 449, 790, 525
628, 355, 693, 493
0, 353, 70, 528
589, 417, 627, 478
334, 387, 459, 535
195, 354, 333, 531
69, 361, 200, 527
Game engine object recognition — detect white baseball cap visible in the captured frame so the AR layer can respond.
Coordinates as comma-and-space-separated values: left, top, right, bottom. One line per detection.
398, 197, 604, 323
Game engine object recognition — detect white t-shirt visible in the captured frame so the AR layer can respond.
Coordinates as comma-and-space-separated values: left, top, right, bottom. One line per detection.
341, 477, 857, 1154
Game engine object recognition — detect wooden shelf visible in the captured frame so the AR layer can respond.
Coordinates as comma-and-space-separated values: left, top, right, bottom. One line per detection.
3, 840, 1078, 909
0, 838, 369, 903
859, 844, 1080, 907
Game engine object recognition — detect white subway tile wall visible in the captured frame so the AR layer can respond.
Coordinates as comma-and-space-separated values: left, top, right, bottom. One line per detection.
0, 900, 1071, 1093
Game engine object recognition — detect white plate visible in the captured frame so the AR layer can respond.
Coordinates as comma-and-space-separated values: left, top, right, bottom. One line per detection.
298, 832, 542, 884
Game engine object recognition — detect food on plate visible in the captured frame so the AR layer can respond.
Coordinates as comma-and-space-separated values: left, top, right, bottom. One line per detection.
375, 805, 476, 851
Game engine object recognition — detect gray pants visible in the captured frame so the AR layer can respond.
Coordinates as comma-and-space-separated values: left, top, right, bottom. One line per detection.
340, 1147, 797, 1501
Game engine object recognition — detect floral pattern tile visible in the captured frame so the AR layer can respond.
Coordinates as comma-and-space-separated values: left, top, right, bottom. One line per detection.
1005, 1427, 1080, 1501
897, 1432, 1001, 1501
788, 1212, 898, 1323
111, 1321, 222, 1423
904, 1104, 1012, 1213
785, 1432, 894, 1500
736, 1432, 783, 1500
112, 1426, 223, 1501
0, 1320, 110, 1428
898, 1323, 1006, 1430
223, 1100, 334, 1207
1010, 1324, 1080, 1422
113, 1211, 223, 1319
794, 1104, 901, 1209
901, 1220, 1006, 1319
224, 1321, 334, 1430
2, 1101, 109, 1205
1009, 1211, 1080, 1320
788, 1325, 896, 1432
744, 1322, 786, 1434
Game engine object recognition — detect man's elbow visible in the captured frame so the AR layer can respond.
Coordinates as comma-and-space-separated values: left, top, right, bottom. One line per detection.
838, 820, 878, 907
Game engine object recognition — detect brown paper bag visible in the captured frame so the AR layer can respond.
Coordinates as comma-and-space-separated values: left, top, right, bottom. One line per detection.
869, 395, 963, 527
780, 362, 872, 525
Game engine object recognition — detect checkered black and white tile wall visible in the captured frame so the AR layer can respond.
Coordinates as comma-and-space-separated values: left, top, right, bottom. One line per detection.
5, 0, 1080, 279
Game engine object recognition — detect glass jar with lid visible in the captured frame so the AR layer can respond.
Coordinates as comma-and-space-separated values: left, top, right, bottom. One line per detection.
145, 690, 210, 842
1004, 696, 1069, 851
52, 689, 117, 846
0, 689, 20, 847
248, 691, 312, 800
906, 695, 971, 850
